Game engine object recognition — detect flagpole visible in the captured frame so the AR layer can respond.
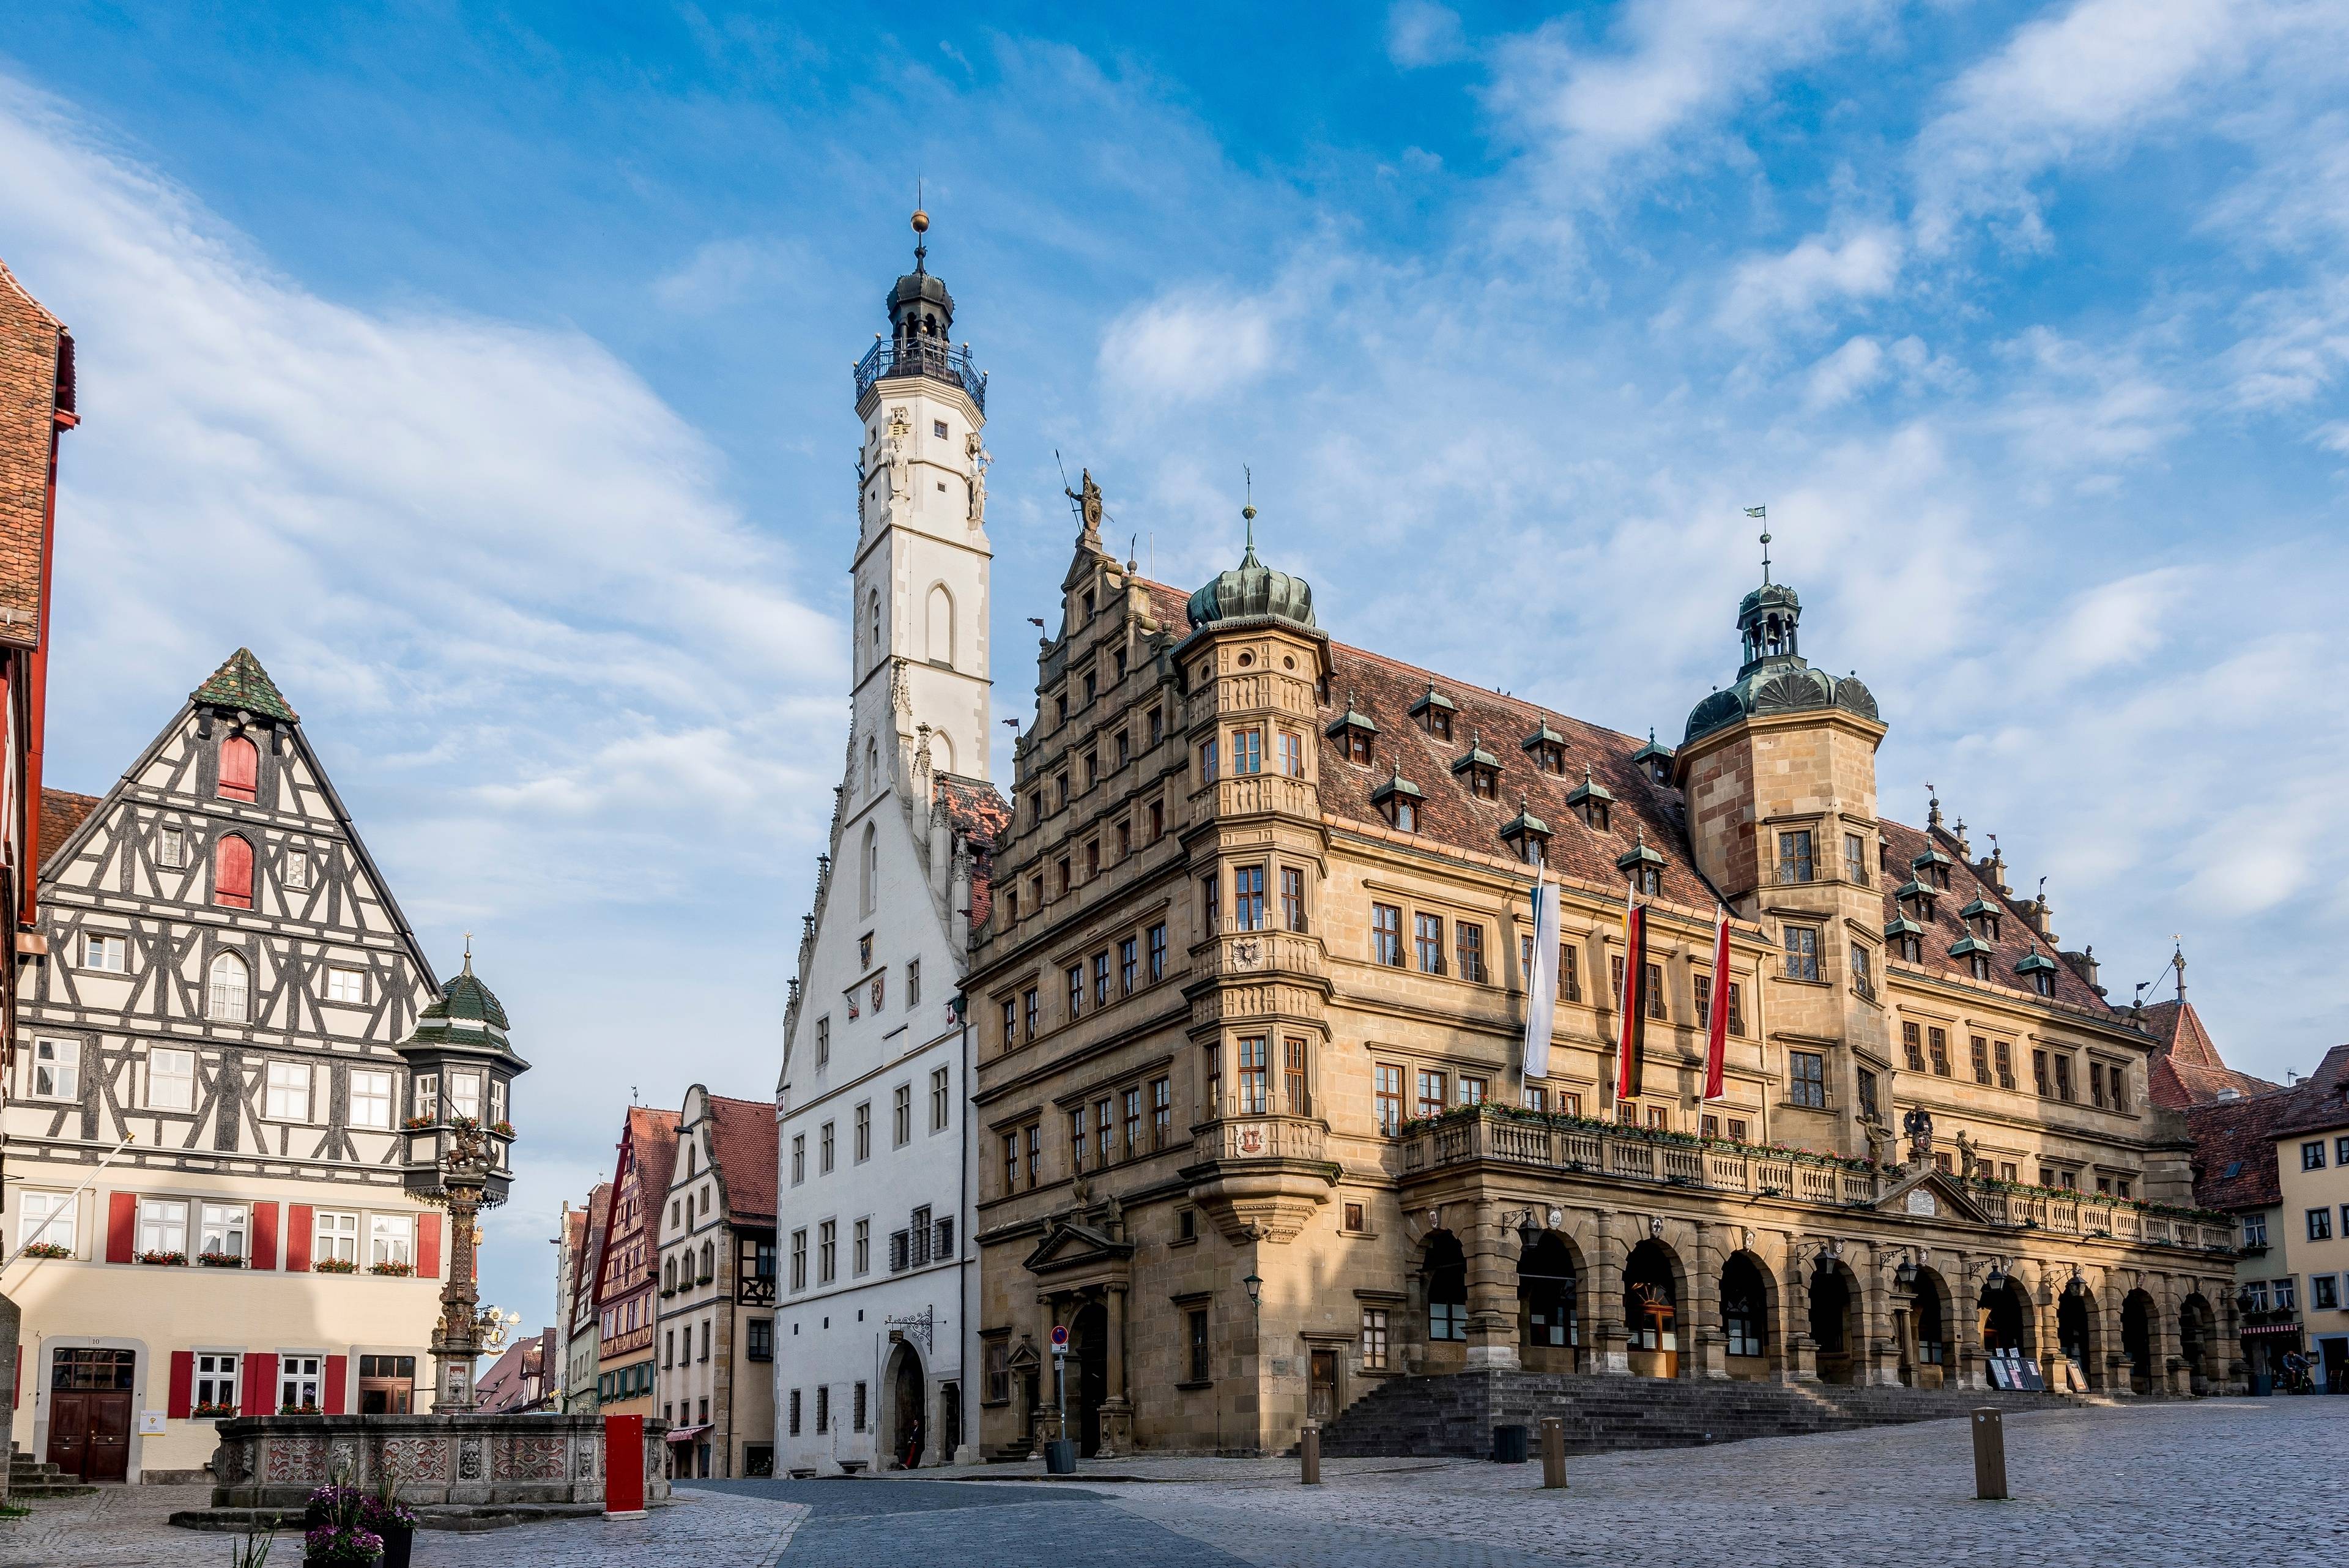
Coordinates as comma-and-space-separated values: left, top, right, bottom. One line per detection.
0, 1131, 137, 1273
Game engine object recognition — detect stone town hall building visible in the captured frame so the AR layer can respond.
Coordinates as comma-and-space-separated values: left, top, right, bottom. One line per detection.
962, 484, 2243, 1455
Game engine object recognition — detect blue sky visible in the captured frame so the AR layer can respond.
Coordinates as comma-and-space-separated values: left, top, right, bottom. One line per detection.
4, 1, 2345, 1331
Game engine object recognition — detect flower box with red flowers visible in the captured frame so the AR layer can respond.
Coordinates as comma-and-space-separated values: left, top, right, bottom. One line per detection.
488, 1121, 516, 1139
136, 1250, 188, 1266
18, 1241, 72, 1260
369, 1260, 414, 1277
192, 1400, 240, 1418
313, 1257, 360, 1274
199, 1250, 248, 1268
401, 1115, 434, 1131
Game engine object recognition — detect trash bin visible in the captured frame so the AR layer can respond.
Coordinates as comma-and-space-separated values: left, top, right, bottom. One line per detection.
1045, 1438, 1078, 1474
2249, 1372, 2272, 1397
1491, 1424, 1529, 1463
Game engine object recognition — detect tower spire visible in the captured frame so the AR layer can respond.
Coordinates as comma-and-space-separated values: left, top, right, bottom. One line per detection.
911, 185, 929, 275
1745, 505, 1770, 584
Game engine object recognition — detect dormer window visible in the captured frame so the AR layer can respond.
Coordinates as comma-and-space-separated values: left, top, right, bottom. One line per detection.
1452, 732, 1501, 800
1566, 765, 1614, 833
1893, 879, 1935, 923
1523, 721, 1568, 776
1409, 683, 1457, 741
1617, 833, 1664, 897
218, 735, 258, 803
1950, 936, 1994, 981
1885, 916, 1925, 964
1913, 846, 1954, 891
1327, 691, 1378, 767
1630, 729, 1674, 787
1960, 899, 2002, 942
2016, 951, 2059, 997
1499, 800, 1550, 866
1371, 767, 1423, 833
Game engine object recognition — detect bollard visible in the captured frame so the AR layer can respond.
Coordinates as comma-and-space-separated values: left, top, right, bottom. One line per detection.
1300, 1421, 1321, 1485
1972, 1408, 2008, 1501
1540, 1416, 1567, 1490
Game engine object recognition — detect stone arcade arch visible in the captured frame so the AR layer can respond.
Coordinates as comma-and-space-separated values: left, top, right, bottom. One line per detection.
1516, 1232, 1582, 1373
1422, 1231, 1469, 1368
1719, 1251, 1776, 1381
1899, 1263, 1956, 1389
2057, 1274, 2101, 1388
1069, 1300, 1109, 1457
1622, 1239, 1684, 1379
2121, 1288, 2158, 1396
1806, 1258, 1864, 1386
2179, 1292, 2221, 1394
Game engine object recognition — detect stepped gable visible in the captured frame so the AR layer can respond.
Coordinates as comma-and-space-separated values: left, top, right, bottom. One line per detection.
703, 1091, 779, 1224
1138, 573, 1708, 903
935, 770, 1010, 928
2140, 998, 2283, 1108
2186, 1088, 2292, 1210
0, 256, 70, 641
37, 786, 99, 871
1874, 817, 2106, 1011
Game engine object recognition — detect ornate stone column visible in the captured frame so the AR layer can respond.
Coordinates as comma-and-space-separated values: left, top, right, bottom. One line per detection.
1688, 1222, 1727, 1380
1781, 1243, 1819, 1384
2151, 1276, 2187, 1396
1951, 1255, 1987, 1391
1098, 1284, 1132, 1456
1589, 1213, 1630, 1374
429, 1144, 488, 1412
1464, 1201, 1521, 1371
2098, 1277, 2128, 1395
1865, 1247, 1902, 1387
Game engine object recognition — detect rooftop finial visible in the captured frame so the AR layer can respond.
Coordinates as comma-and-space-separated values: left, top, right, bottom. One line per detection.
911, 177, 929, 272
1242, 466, 1257, 557
1926, 781, 1942, 831
1745, 505, 1770, 584
462, 931, 473, 976
2172, 939, 2186, 1001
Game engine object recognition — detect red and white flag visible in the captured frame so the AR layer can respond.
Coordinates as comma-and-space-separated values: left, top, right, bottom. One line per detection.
1701, 905, 1732, 1101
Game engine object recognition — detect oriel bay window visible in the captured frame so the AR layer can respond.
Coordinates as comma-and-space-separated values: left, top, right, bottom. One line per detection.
1783, 926, 1820, 981
1788, 1050, 1827, 1109
1777, 829, 1814, 883
1281, 868, 1306, 932
1237, 1036, 1267, 1114
1234, 865, 1266, 931
1230, 727, 1263, 776
1283, 1037, 1310, 1114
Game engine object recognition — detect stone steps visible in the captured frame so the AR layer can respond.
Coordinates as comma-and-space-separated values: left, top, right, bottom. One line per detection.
1311, 1371, 2099, 1459
6, 1444, 101, 1499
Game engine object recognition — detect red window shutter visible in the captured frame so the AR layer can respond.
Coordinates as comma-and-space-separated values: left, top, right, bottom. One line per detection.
324, 1354, 348, 1416
242, 1353, 276, 1417
286, 1205, 313, 1272
418, 1214, 443, 1279
214, 834, 254, 909
218, 737, 258, 802
250, 1202, 279, 1271
168, 1351, 195, 1419
106, 1192, 136, 1263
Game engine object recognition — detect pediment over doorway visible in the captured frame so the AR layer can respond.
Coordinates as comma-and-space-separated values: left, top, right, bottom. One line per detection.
1022, 1216, 1136, 1279
1873, 1168, 1994, 1227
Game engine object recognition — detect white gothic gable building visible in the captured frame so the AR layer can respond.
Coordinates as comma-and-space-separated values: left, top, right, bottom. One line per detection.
773, 213, 1006, 1473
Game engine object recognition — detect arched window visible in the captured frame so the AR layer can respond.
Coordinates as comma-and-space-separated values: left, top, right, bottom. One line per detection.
663, 1257, 675, 1291
218, 736, 258, 803
932, 730, 954, 775
868, 590, 882, 652
207, 951, 250, 1022
866, 737, 881, 795
1425, 1232, 1468, 1342
926, 584, 954, 667
213, 834, 254, 909
700, 1240, 715, 1283
860, 823, 878, 916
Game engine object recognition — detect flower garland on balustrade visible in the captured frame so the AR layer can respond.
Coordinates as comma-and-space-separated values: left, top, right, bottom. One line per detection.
1392, 1102, 2231, 1224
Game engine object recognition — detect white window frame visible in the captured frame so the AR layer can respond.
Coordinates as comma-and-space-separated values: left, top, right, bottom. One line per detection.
448, 1070, 483, 1123
279, 1353, 324, 1413
414, 1073, 439, 1122
159, 825, 187, 869
138, 1197, 190, 1257
284, 845, 312, 891
194, 1351, 242, 1413
31, 1037, 80, 1100
207, 952, 250, 1022
325, 967, 366, 1005
198, 1202, 248, 1261
17, 1189, 77, 1253
313, 1209, 360, 1265
81, 932, 128, 973
264, 1060, 313, 1123
349, 1069, 394, 1130
369, 1212, 415, 1268
147, 1047, 196, 1113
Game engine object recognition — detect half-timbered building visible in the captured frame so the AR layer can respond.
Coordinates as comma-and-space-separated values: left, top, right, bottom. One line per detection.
590, 1104, 677, 1421
3, 649, 449, 1482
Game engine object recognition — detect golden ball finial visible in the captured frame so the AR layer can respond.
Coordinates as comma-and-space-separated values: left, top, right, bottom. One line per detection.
911, 209, 930, 234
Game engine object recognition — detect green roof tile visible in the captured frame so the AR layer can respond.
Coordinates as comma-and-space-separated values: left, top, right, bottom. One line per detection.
192, 648, 298, 723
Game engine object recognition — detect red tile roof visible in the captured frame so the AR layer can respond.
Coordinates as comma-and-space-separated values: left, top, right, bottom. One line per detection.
936, 772, 1010, 931
0, 258, 67, 647
629, 1106, 681, 1216
1872, 820, 2110, 1013
2140, 998, 2283, 1109
39, 788, 99, 872
2273, 1042, 2349, 1139
704, 1092, 778, 1224
2188, 1090, 2295, 1211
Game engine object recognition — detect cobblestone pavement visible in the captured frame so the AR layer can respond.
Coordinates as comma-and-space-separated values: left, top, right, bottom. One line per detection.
2, 1399, 2338, 1567
0, 1482, 805, 1567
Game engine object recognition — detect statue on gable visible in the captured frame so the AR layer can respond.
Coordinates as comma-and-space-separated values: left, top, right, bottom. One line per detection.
1065, 468, 1104, 540
1902, 1105, 1934, 1169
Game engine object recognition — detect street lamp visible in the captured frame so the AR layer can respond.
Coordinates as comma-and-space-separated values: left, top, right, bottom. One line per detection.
1894, 1254, 1919, 1291
1242, 1271, 1263, 1312
395, 946, 530, 1414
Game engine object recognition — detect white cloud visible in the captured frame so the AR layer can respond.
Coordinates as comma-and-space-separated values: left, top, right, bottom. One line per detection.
1718, 226, 1903, 342
1803, 335, 1888, 407
1099, 288, 1282, 405
1386, 1, 1468, 69
653, 237, 809, 313
2046, 569, 2190, 680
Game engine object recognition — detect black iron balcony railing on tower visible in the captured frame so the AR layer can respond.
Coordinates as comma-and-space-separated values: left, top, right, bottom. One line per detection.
855, 336, 988, 412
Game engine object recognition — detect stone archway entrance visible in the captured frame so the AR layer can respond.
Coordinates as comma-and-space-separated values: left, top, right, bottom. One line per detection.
1070, 1301, 1108, 1457
883, 1341, 926, 1470
1808, 1261, 1861, 1386
1720, 1252, 1774, 1381
2179, 1293, 2218, 1394
2057, 1280, 2098, 1386
1623, 1240, 1680, 1378
1901, 1266, 1953, 1389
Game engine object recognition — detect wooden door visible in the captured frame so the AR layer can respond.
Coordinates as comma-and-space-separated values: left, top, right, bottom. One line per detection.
84, 1394, 132, 1481
1308, 1350, 1338, 1422
45, 1392, 89, 1478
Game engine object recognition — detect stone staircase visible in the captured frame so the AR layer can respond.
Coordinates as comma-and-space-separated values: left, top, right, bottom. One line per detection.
1312, 1371, 2102, 1459
7, 1444, 100, 1499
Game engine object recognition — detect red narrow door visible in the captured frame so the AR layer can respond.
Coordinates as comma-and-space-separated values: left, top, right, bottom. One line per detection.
46, 1392, 89, 1478
86, 1394, 132, 1482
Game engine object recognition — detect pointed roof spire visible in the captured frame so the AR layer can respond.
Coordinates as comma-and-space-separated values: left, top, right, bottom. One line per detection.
2172, 940, 2187, 1001
911, 179, 929, 273
192, 648, 299, 723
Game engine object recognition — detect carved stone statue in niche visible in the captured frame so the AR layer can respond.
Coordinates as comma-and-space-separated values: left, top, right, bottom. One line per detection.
966, 431, 990, 524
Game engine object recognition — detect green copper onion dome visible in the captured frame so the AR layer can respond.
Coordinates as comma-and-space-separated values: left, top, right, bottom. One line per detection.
407, 948, 513, 1052
1187, 503, 1316, 632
